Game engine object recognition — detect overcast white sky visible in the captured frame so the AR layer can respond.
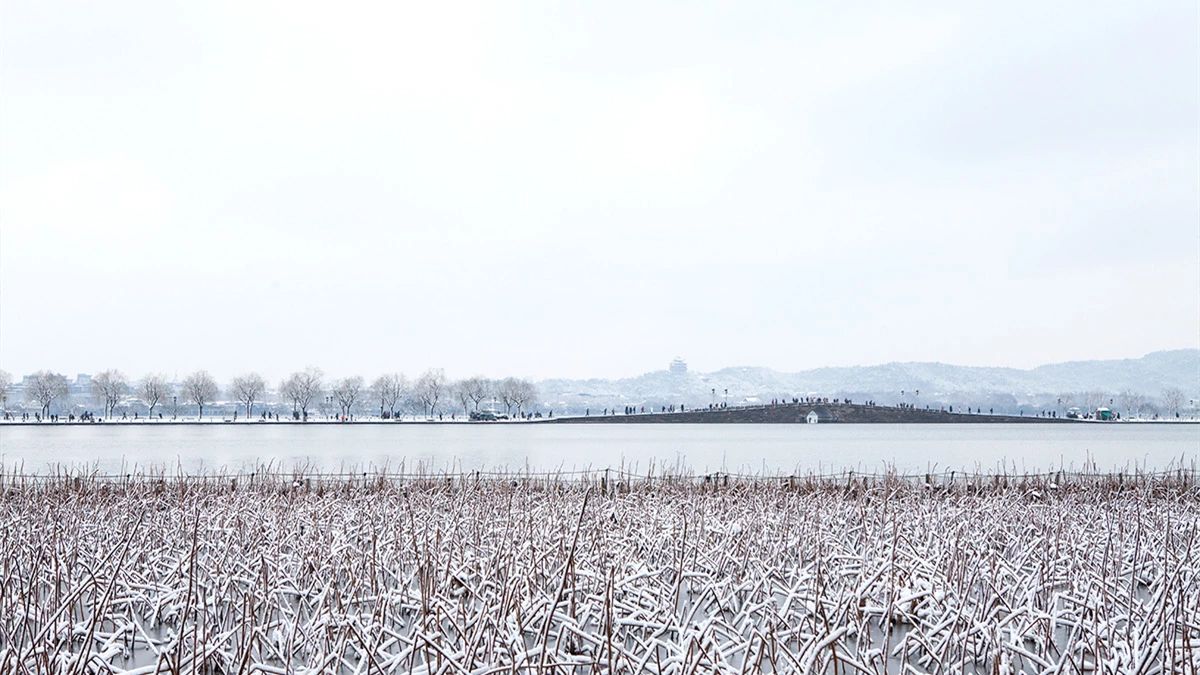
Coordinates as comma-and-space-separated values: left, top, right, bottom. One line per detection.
1, 1, 1197, 382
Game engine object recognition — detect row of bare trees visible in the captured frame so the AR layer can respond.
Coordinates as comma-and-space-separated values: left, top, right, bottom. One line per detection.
0, 368, 540, 419
1055, 388, 1191, 418
0, 369, 198, 419
284, 369, 538, 418
454, 376, 538, 416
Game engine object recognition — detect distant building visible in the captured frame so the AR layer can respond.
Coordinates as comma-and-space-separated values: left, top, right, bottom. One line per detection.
70, 374, 93, 396
669, 358, 687, 375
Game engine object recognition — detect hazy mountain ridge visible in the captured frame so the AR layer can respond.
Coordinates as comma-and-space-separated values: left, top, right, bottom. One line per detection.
538, 350, 1199, 412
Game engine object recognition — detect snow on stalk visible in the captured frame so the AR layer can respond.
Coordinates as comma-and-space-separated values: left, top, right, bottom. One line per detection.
0, 466, 1196, 673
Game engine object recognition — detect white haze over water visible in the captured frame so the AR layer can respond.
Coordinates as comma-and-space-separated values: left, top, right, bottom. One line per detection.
1, 423, 1195, 475
1, 1, 1197, 381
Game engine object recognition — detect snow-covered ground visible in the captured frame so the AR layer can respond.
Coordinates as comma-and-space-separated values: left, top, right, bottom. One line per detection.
0, 413, 525, 424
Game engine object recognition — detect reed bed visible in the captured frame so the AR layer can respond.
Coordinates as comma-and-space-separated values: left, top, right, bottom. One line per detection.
0, 467, 1197, 674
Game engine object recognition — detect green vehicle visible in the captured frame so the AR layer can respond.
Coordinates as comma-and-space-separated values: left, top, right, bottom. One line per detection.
1095, 407, 1115, 421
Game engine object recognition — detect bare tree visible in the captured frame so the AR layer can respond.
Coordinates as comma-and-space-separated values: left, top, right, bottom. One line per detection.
280, 375, 301, 417
1118, 390, 1145, 419
91, 370, 129, 418
332, 376, 364, 419
1082, 391, 1108, 412
414, 369, 446, 418
25, 371, 69, 417
510, 379, 537, 417
139, 374, 171, 418
495, 377, 536, 416
453, 379, 473, 415
0, 369, 12, 413
181, 370, 219, 419
370, 373, 407, 419
371, 375, 388, 418
280, 367, 323, 420
1161, 387, 1186, 418
231, 372, 267, 418
496, 377, 519, 415
1056, 392, 1075, 411
460, 376, 491, 411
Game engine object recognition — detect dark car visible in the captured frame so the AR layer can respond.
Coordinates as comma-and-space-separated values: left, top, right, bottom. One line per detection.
469, 410, 509, 421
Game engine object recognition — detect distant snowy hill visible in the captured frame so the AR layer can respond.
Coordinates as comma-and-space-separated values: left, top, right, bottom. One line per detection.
537, 350, 1199, 414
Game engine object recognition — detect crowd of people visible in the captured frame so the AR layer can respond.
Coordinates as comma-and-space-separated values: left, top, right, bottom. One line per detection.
565, 397, 1065, 419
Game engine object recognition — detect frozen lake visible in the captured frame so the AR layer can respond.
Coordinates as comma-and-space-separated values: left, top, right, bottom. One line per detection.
1, 422, 1196, 475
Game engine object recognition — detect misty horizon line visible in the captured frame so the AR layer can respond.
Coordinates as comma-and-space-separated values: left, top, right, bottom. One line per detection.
1, 346, 1195, 384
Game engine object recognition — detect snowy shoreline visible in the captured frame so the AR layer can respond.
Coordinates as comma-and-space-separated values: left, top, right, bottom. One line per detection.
1, 416, 1194, 426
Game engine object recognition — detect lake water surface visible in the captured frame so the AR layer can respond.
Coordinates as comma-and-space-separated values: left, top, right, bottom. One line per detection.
1, 423, 1196, 475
